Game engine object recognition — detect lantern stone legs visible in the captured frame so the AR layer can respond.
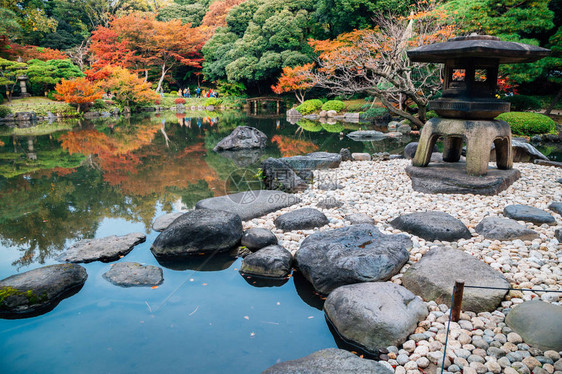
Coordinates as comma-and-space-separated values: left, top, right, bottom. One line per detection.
412, 118, 513, 176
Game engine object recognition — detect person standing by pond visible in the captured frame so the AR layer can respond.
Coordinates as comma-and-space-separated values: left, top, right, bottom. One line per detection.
186, 87, 191, 98
196, 87, 201, 98
178, 88, 183, 97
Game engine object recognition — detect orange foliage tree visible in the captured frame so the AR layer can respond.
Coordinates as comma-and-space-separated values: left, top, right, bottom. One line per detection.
271, 135, 319, 157
54, 77, 103, 112
98, 66, 159, 110
4, 43, 68, 62
201, 0, 248, 29
305, 6, 456, 127
271, 63, 315, 103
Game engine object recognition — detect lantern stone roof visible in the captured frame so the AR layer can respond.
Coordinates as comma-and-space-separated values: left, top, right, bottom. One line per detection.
407, 34, 550, 64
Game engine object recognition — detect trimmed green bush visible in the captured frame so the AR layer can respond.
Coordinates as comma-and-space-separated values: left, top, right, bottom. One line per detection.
361, 107, 388, 119
321, 100, 345, 112
170, 91, 177, 95
0, 105, 12, 118
345, 102, 364, 112
296, 99, 323, 114
504, 95, 542, 111
92, 99, 107, 110
297, 119, 323, 132
205, 98, 222, 106
321, 123, 345, 133
496, 112, 556, 136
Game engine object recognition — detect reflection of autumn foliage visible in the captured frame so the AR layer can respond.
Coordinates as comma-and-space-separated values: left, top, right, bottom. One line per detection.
271, 135, 319, 157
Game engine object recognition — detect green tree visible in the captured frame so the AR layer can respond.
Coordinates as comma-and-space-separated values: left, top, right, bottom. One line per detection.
0, 57, 27, 102
27, 58, 84, 95
157, 2, 208, 26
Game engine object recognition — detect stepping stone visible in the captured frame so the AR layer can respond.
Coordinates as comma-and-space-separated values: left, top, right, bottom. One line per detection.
213, 126, 267, 151
240, 245, 293, 278
196, 190, 301, 220
549, 202, 562, 216
339, 148, 352, 161
0, 264, 87, 318
324, 282, 428, 352
295, 224, 411, 294
282, 152, 342, 170
58, 233, 146, 263
262, 348, 392, 374
261, 158, 311, 192
345, 213, 374, 225
151, 209, 243, 258
506, 301, 562, 351
390, 211, 471, 241
274, 208, 328, 231
241, 228, 278, 252
475, 217, 539, 241
504, 204, 556, 225
402, 247, 509, 313
102, 262, 163, 287
316, 198, 344, 209
152, 211, 186, 232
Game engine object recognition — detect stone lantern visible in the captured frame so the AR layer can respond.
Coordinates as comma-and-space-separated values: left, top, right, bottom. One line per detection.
404, 35, 549, 194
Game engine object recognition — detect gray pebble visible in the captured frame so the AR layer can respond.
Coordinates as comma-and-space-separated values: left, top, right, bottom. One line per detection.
528, 348, 543, 356
532, 367, 548, 374
473, 338, 490, 350
489, 341, 503, 348
469, 361, 487, 374
545, 351, 561, 361
473, 348, 487, 358
494, 333, 507, 344
448, 364, 461, 373
409, 333, 428, 342
498, 356, 511, 368
535, 356, 554, 365
455, 349, 471, 359
554, 358, 562, 371
468, 355, 486, 364
512, 362, 530, 374
396, 353, 409, 366
454, 357, 469, 369
507, 351, 524, 362
517, 343, 530, 351
386, 346, 399, 353
487, 347, 507, 358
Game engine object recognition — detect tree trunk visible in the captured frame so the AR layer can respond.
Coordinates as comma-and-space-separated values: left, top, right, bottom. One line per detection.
295, 90, 305, 103
144, 69, 149, 83
378, 94, 424, 128
544, 87, 562, 115
156, 63, 168, 93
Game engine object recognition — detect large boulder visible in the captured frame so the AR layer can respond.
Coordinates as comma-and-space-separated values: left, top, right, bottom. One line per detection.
213, 126, 267, 151
0, 264, 87, 318
390, 211, 471, 241
475, 217, 539, 241
241, 228, 278, 251
57, 233, 146, 263
295, 224, 411, 294
324, 282, 428, 352
286, 108, 302, 118
402, 247, 509, 313
261, 157, 310, 192
506, 301, 562, 351
503, 204, 556, 225
490, 139, 548, 163
282, 152, 342, 170
274, 208, 329, 231
151, 209, 243, 258
404, 142, 439, 159
240, 245, 293, 278
262, 348, 392, 374
548, 202, 562, 216
196, 190, 301, 221
102, 262, 163, 287
152, 211, 186, 232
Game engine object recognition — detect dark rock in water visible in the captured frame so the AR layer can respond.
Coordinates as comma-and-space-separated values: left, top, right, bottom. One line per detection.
506, 301, 562, 351
490, 140, 548, 163
261, 157, 310, 192
0, 264, 87, 318
548, 202, 562, 216
151, 209, 243, 258
103, 262, 163, 287
402, 246, 509, 313
241, 228, 278, 251
475, 217, 539, 241
152, 211, 187, 232
347, 130, 387, 141
58, 232, 146, 263
345, 213, 374, 225
404, 142, 439, 159
504, 204, 556, 225
274, 208, 329, 231
295, 224, 411, 294
293, 270, 325, 310
317, 197, 344, 209
213, 126, 267, 151
155, 249, 238, 271
240, 273, 289, 288
240, 245, 293, 278
217, 148, 265, 167
262, 348, 393, 374
406, 162, 520, 195
390, 211, 471, 241
196, 190, 300, 220
324, 282, 428, 352
339, 148, 352, 161
282, 152, 342, 170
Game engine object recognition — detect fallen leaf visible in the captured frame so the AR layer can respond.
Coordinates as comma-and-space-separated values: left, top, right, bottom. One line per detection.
202, 283, 208, 286
250, 332, 255, 337
244, 316, 249, 320
151, 286, 158, 289
189, 278, 194, 282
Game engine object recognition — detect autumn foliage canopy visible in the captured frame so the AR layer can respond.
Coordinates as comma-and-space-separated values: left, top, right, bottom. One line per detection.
54, 77, 103, 112
271, 63, 315, 103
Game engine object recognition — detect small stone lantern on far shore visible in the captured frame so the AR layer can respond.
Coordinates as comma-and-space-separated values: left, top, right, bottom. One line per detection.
406, 35, 549, 177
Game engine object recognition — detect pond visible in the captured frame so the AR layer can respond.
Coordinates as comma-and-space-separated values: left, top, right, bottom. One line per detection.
0, 111, 415, 373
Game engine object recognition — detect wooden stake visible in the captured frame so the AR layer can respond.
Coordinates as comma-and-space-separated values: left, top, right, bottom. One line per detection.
451, 280, 464, 322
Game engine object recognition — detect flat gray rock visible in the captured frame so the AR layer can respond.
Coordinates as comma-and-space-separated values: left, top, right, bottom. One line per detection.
324, 282, 428, 352
406, 163, 520, 195
295, 224, 411, 294
240, 245, 293, 278
345, 213, 374, 225
475, 217, 539, 241
102, 262, 163, 287
347, 130, 387, 141
402, 247, 509, 313
262, 348, 392, 374
241, 228, 278, 252
504, 204, 556, 225
274, 208, 329, 231
282, 152, 341, 170
316, 197, 344, 209
0, 264, 87, 318
151, 209, 243, 258
213, 126, 267, 151
506, 301, 562, 351
390, 211, 471, 241
58, 233, 146, 263
196, 190, 301, 221
152, 211, 186, 232
549, 202, 562, 216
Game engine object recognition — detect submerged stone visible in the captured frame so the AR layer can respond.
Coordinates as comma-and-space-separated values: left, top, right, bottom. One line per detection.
57, 232, 146, 263
240, 245, 293, 278
103, 262, 163, 287
241, 228, 278, 252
